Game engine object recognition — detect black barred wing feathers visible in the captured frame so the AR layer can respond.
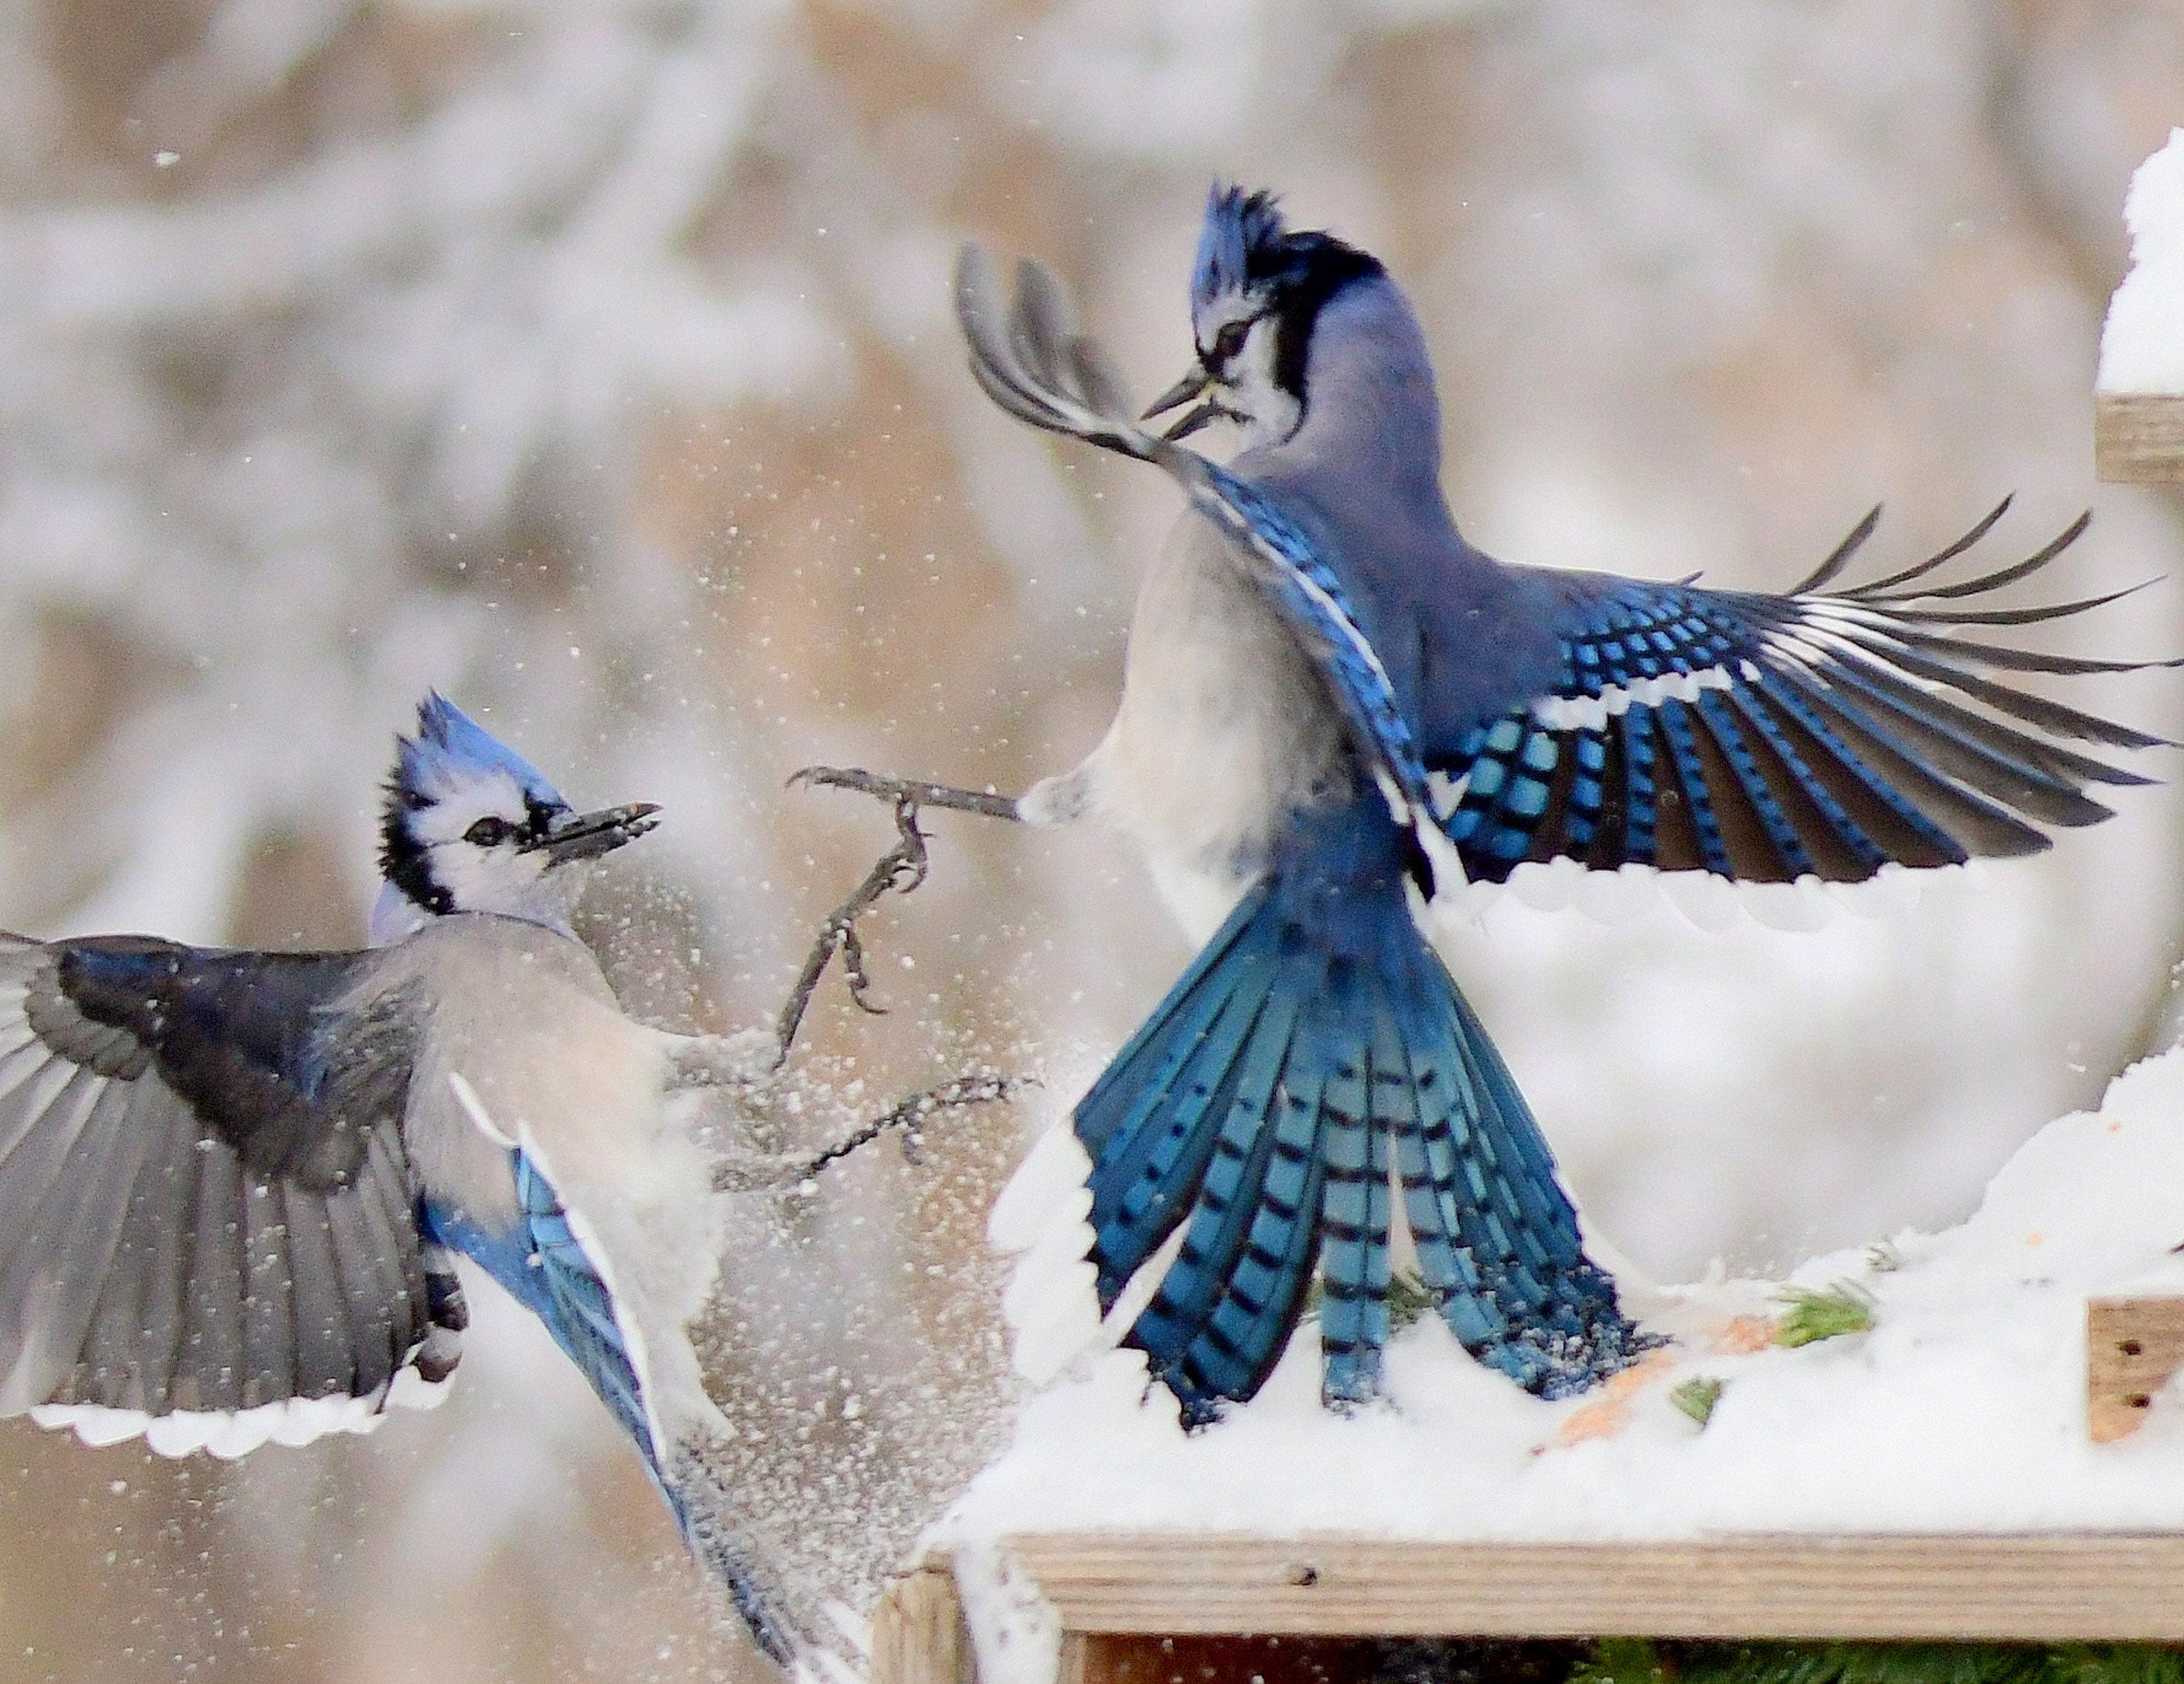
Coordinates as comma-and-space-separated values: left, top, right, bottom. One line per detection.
0, 933, 440, 1430
1437, 505, 2171, 885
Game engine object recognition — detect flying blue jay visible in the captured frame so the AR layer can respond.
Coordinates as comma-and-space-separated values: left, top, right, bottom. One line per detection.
804, 186, 2171, 1424
0, 693, 917, 1669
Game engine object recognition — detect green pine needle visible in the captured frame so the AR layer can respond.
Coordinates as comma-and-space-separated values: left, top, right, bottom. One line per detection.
1572, 1638, 1673, 1684
1385, 1267, 1438, 1331
1774, 1279, 1876, 1347
1670, 1375, 1725, 1427
1568, 1640, 2184, 1684
1301, 1267, 1438, 1331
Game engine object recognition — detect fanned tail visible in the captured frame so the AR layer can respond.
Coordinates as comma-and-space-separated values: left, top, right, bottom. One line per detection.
1074, 801, 1646, 1422
1383, 936, 1639, 1397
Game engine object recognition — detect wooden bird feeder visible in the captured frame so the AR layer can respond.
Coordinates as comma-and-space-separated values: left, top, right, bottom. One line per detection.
873, 1531, 2184, 1683
2095, 391, 2184, 483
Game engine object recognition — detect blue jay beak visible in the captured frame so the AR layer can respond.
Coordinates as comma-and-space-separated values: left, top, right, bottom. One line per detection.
531, 802, 661, 865
1142, 365, 1210, 422
1144, 366, 1229, 439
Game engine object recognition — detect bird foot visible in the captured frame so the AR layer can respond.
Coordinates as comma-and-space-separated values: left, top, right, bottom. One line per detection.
714, 1069, 1033, 1192
770, 791, 935, 1063
789, 765, 1022, 822
773, 768, 1020, 1062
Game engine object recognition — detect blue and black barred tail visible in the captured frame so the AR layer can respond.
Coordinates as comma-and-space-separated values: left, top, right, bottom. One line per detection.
1074, 801, 1644, 1424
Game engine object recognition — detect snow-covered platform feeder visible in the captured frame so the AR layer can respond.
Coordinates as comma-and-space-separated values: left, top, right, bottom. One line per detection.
874, 1037, 2184, 1684
2098, 128, 2184, 484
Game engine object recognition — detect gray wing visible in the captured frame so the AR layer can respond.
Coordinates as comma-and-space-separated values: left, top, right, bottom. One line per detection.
0, 933, 462, 1454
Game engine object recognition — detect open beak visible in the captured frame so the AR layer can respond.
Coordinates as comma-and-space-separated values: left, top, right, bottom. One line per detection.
531, 802, 662, 865
1141, 365, 1210, 420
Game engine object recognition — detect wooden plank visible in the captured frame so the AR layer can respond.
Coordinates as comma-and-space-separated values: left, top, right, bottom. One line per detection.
2088, 1296, 2184, 1443
1002, 1533, 2184, 1642
2096, 392, 2184, 483
872, 1561, 976, 1684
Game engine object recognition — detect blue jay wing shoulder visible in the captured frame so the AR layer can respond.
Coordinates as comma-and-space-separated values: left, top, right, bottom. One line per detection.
1424, 509, 2170, 884
422, 1147, 658, 1461
1191, 463, 1441, 813
25, 934, 417, 1188
0, 933, 448, 1447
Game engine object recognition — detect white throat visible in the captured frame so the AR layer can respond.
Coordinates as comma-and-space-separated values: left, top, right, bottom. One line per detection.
1216, 314, 1300, 449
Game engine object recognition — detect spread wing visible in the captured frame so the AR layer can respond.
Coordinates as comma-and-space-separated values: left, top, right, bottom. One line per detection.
1433, 504, 2172, 883
956, 246, 1438, 822
954, 246, 2170, 888
0, 933, 452, 1453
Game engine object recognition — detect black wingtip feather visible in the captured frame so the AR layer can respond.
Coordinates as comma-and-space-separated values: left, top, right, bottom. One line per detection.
1857, 509, 2091, 604
1886, 577, 2159, 628
1837, 494, 2015, 599
1785, 502, 1883, 597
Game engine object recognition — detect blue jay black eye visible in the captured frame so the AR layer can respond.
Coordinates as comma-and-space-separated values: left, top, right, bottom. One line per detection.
464, 817, 513, 848
1210, 320, 1249, 364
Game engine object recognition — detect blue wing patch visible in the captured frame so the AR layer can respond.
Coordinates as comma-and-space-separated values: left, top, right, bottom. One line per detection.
1190, 465, 1440, 824
1435, 510, 2167, 885
422, 1155, 655, 1465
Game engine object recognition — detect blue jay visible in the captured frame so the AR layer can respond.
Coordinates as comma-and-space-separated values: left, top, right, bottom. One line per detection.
804, 186, 2170, 1424
0, 693, 874, 1668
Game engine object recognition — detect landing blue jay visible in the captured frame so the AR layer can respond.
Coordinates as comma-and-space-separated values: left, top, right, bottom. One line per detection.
0, 693, 931, 1669
804, 186, 2170, 1424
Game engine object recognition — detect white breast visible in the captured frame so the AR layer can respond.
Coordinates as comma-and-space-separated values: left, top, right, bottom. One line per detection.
388, 914, 730, 1437
389, 920, 715, 1259
1077, 514, 1351, 943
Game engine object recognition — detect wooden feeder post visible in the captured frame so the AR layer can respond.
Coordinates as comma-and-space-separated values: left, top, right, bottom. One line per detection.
2088, 1297, 2184, 1442
2086, 150, 2184, 1439
2095, 392, 2184, 484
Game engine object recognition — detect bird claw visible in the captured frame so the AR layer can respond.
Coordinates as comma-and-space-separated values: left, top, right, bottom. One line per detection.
774, 792, 936, 1058
794, 1070, 1035, 1182
775, 764, 1024, 1054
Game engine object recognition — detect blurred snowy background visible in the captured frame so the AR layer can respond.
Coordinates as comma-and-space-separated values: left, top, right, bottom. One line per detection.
1, 0, 2181, 1677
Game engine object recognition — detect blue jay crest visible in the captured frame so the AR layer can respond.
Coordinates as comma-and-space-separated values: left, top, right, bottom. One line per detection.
1192, 183, 1289, 306
1168, 185, 1390, 448
374, 692, 658, 932
391, 690, 566, 812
